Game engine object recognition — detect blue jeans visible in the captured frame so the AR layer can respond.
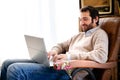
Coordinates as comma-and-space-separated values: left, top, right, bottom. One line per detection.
0, 59, 71, 80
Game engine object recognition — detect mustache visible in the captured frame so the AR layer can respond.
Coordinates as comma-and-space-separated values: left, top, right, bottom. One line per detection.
82, 23, 93, 27
82, 24, 87, 26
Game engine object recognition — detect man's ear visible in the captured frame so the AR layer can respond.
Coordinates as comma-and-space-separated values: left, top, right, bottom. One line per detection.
95, 16, 98, 23
93, 16, 98, 24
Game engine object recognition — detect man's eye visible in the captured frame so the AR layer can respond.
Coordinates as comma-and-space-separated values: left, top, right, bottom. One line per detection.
83, 18, 89, 21
79, 18, 89, 21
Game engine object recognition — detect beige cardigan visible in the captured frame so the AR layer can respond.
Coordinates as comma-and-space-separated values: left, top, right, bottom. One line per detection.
51, 27, 108, 63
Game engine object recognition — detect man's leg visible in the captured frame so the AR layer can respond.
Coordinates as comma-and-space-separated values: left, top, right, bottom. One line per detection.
7, 63, 71, 80
0, 59, 36, 80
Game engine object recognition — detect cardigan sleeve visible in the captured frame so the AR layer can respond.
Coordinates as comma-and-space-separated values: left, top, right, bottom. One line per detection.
51, 37, 72, 54
51, 33, 81, 54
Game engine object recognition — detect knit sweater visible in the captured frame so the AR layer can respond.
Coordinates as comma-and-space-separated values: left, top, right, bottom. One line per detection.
52, 27, 108, 63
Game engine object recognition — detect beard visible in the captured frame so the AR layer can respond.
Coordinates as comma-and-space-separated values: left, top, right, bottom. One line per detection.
80, 23, 93, 32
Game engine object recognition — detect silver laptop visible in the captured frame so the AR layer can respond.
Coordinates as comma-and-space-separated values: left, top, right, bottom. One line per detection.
24, 35, 52, 67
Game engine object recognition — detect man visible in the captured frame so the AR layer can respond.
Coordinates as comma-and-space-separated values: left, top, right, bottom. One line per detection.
0, 6, 108, 80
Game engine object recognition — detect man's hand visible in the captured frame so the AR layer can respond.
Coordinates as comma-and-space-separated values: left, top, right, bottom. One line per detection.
48, 50, 58, 61
48, 50, 67, 62
53, 54, 67, 62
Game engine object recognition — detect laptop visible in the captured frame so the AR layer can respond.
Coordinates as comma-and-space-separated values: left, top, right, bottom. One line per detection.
24, 35, 53, 67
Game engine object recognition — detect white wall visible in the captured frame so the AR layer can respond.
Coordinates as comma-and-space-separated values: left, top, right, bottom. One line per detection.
55, 0, 79, 42
0, 0, 30, 64
0, 0, 79, 65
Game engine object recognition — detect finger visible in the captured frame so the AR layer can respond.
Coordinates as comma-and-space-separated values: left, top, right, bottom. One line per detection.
47, 51, 54, 59
53, 54, 58, 62
47, 53, 51, 59
49, 56, 53, 61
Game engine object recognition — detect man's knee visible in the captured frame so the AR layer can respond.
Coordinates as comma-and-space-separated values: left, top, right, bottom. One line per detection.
7, 63, 21, 74
7, 63, 25, 80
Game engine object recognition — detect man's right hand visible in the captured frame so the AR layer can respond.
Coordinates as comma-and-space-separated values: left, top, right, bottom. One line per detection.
48, 50, 58, 62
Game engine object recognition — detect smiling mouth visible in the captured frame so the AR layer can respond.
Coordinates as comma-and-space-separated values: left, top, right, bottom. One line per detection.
81, 25, 88, 32
82, 25, 87, 29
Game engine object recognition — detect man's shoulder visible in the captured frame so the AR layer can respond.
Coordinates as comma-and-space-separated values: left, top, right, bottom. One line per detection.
96, 27, 107, 34
94, 27, 108, 38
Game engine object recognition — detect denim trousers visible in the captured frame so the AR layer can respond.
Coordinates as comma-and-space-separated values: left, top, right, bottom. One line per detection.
0, 59, 71, 80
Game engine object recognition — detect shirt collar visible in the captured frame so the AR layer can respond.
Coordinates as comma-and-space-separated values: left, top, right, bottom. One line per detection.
85, 27, 99, 37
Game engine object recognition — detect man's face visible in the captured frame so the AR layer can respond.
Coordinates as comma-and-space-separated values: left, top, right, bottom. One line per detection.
79, 11, 96, 32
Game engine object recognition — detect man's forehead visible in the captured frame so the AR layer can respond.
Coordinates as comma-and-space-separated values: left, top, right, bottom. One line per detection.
79, 11, 91, 18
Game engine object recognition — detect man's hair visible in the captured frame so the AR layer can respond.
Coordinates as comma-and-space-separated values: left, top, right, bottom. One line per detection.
80, 6, 99, 26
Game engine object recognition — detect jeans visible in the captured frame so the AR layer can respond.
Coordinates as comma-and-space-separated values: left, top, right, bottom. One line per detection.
0, 59, 71, 80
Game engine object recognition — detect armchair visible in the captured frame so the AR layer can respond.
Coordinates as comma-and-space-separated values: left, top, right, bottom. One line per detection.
71, 17, 120, 80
